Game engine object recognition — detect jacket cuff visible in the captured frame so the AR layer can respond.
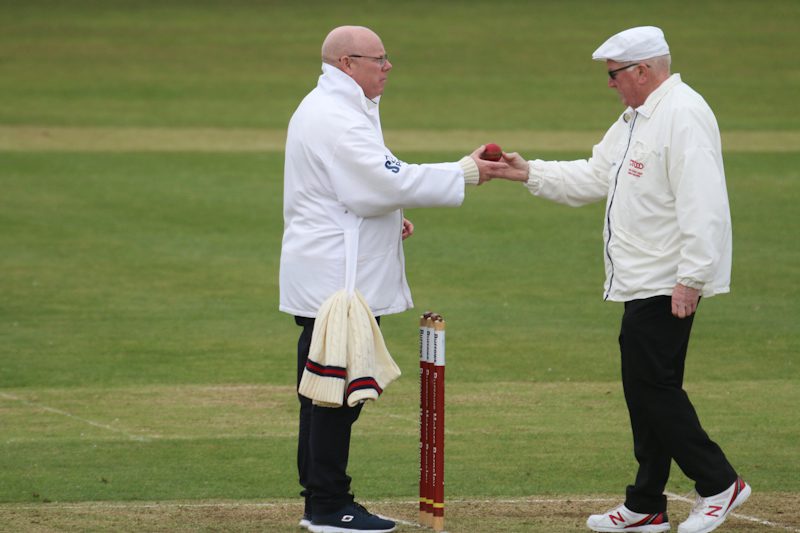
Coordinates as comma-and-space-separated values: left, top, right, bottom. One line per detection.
458, 156, 480, 185
523, 160, 539, 193
677, 278, 704, 290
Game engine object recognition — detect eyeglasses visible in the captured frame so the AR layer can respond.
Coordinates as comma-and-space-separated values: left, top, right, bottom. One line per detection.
607, 63, 641, 80
348, 54, 389, 67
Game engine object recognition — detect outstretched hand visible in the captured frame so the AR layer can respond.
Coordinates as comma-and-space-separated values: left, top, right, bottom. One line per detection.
494, 152, 531, 182
469, 145, 530, 184
470, 145, 512, 185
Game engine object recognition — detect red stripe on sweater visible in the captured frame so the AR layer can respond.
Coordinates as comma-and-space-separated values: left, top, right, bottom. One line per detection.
305, 360, 347, 379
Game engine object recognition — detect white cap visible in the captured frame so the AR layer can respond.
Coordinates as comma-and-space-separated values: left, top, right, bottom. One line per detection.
592, 26, 669, 62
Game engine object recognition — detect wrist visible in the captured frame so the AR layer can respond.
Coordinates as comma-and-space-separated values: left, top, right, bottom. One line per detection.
677, 278, 704, 290
458, 156, 480, 185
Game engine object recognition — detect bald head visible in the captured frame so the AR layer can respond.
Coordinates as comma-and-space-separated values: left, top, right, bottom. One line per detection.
320, 25, 391, 100
322, 26, 380, 66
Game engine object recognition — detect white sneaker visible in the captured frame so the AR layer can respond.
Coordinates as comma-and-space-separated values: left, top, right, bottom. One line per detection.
299, 514, 312, 529
587, 503, 670, 532
678, 477, 751, 533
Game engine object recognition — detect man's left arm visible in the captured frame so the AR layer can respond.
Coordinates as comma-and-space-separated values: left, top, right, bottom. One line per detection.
668, 106, 731, 318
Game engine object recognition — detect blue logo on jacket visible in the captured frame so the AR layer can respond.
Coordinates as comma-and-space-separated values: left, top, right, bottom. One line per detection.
384, 155, 402, 174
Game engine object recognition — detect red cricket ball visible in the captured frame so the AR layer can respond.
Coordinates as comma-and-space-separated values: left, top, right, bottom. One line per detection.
480, 143, 503, 161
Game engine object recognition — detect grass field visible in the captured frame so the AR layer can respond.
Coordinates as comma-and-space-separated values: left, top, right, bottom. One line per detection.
1, 1, 799, 531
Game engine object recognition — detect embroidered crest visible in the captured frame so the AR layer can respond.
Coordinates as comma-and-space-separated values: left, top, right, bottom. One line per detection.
384, 155, 402, 173
627, 158, 644, 177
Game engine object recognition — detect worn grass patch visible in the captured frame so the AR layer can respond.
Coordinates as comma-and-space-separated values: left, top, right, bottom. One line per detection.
0, 493, 797, 532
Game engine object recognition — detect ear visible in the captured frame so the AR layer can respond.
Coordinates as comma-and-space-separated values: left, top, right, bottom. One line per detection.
636, 64, 649, 84
338, 55, 354, 74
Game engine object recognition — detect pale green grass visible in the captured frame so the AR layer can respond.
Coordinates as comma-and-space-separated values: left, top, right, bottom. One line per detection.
1, 1, 798, 530
1, 126, 798, 152
1, 0, 799, 131
1, 379, 795, 504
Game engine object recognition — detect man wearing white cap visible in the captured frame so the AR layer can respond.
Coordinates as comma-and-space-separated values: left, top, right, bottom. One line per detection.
495, 26, 750, 533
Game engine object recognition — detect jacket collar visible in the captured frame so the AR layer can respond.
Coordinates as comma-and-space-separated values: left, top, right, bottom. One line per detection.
635, 73, 681, 118
318, 63, 381, 114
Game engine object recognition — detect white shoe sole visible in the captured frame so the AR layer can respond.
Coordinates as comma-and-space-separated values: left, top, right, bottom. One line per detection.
588, 524, 670, 533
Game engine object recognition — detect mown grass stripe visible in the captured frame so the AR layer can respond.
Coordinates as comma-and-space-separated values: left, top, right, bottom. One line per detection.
1, 126, 798, 153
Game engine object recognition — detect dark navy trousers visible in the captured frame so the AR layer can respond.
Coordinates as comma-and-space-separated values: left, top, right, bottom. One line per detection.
295, 316, 378, 517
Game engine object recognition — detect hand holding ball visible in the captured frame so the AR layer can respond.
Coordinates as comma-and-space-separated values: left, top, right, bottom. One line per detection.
480, 143, 503, 161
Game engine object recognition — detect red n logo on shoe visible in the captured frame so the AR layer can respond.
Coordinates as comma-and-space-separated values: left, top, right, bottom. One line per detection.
705, 505, 723, 517
609, 511, 625, 525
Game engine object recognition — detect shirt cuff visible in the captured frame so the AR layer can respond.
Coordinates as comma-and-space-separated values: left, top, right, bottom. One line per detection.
458, 156, 480, 185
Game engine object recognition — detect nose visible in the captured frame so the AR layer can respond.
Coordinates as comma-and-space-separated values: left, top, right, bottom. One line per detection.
607, 76, 616, 88
383, 59, 392, 71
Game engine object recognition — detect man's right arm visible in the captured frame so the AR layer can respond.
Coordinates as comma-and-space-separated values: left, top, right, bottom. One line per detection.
329, 125, 507, 217
491, 126, 622, 207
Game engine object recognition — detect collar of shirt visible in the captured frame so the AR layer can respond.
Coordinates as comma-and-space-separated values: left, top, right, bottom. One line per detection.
318, 63, 381, 114
635, 73, 682, 119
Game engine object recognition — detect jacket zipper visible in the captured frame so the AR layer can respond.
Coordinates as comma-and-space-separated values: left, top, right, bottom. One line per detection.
604, 112, 638, 301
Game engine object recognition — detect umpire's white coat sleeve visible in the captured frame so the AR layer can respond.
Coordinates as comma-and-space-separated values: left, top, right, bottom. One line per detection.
525, 125, 619, 207
667, 106, 731, 287
330, 123, 465, 218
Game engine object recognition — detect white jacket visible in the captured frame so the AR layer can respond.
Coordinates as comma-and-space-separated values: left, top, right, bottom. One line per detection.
526, 74, 732, 302
280, 64, 472, 317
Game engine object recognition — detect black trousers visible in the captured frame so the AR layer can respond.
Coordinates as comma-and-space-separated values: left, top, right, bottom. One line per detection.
295, 315, 379, 517
620, 296, 738, 513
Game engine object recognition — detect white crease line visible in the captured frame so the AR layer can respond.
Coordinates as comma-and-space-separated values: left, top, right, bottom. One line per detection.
0, 392, 150, 442
666, 491, 800, 532
0, 497, 619, 511
0, 502, 284, 511
2, 432, 297, 444
381, 516, 423, 529
448, 497, 618, 504
384, 413, 418, 424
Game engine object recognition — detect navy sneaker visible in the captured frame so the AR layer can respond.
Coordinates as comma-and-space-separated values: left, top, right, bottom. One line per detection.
309, 502, 396, 533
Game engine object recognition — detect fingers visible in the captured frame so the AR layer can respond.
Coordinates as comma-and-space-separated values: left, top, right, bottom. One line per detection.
469, 145, 530, 184
671, 284, 700, 318
401, 217, 414, 240
671, 300, 687, 319
470, 145, 487, 160
486, 161, 529, 182
671, 303, 696, 319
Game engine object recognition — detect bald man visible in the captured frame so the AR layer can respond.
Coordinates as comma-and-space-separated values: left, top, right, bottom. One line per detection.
280, 26, 507, 533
